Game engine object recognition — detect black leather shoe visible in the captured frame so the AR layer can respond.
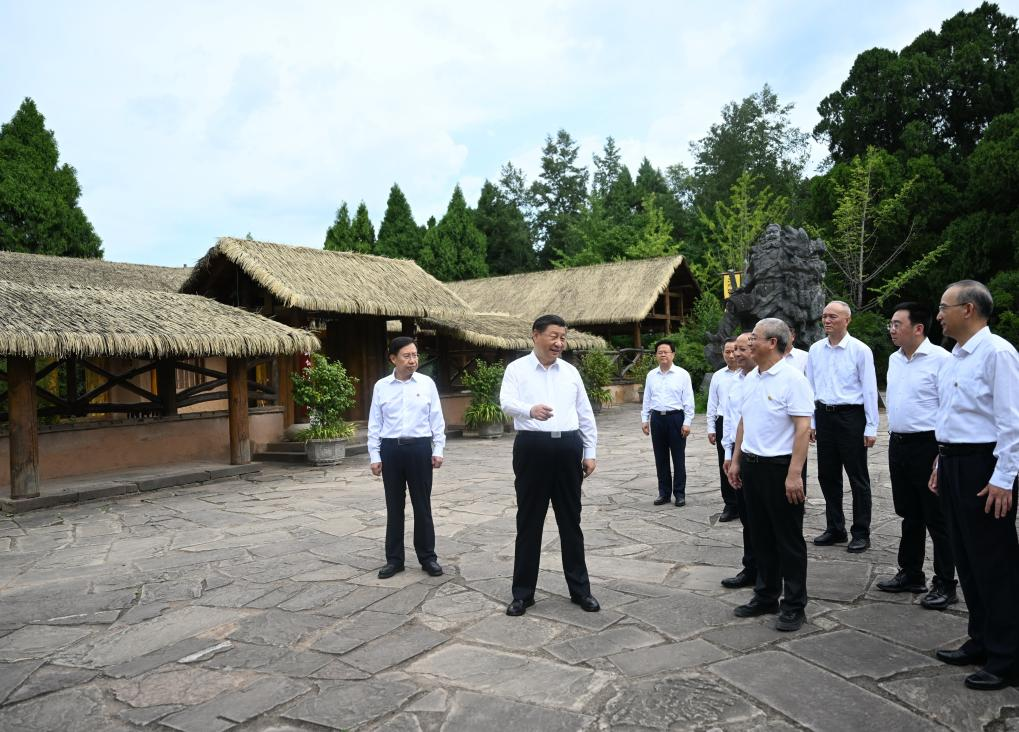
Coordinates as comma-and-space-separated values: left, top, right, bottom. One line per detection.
571, 595, 600, 612
733, 599, 779, 617
876, 570, 927, 594
921, 578, 958, 610
775, 609, 806, 632
653, 496, 670, 505
965, 669, 1010, 690
422, 560, 443, 577
846, 537, 870, 553
721, 569, 756, 589
674, 498, 686, 507
377, 563, 405, 579
506, 598, 535, 616
718, 507, 739, 522
813, 530, 848, 546
936, 647, 987, 666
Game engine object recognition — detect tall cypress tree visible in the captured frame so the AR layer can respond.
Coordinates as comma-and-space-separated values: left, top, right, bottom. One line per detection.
475, 180, 534, 275
425, 185, 488, 281
375, 184, 421, 259
349, 202, 376, 253
323, 202, 353, 251
530, 129, 588, 267
0, 97, 103, 257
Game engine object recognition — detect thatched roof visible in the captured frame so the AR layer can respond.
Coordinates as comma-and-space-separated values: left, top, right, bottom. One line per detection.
0, 250, 190, 293
448, 255, 698, 326
183, 237, 471, 319
0, 281, 320, 359
419, 312, 607, 351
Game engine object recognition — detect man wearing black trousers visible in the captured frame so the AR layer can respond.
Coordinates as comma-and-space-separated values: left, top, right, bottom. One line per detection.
727, 319, 814, 632
707, 338, 740, 520
806, 300, 879, 553
877, 302, 957, 610
368, 337, 446, 580
641, 340, 695, 507
931, 281, 1019, 691
500, 314, 600, 617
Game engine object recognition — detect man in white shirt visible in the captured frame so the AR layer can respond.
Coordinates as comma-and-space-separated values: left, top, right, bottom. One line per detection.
806, 300, 879, 553
367, 337, 447, 579
707, 338, 740, 521
500, 314, 600, 617
641, 340, 695, 507
931, 281, 1019, 691
727, 319, 814, 632
877, 302, 956, 610
783, 325, 809, 373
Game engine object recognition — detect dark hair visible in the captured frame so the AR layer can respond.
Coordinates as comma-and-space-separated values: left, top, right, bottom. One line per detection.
388, 336, 416, 356
532, 314, 567, 333
891, 301, 932, 334
654, 339, 675, 353
947, 280, 994, 318
723, 337, 737, 345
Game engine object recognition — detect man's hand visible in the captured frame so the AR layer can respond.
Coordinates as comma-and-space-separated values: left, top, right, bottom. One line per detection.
681, 425, 691, 438
530, 404, 554, 421
370, 462, 383, 477
641, 422, 650, 436
432, 456, 444, 469
785, 473, 806, 504
809, 429, 816, 444
708, 433, 716, 445
978, 484, 1014, 519
726, 459, 742, 490
582, 459, 596, 478
864, 436, 876, 448
928, 469, 938, 494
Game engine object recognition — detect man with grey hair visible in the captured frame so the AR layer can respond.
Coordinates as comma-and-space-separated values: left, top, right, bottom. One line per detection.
931, 280, 1019, 690
727, 318, 814, 631
806, 300, 879, 553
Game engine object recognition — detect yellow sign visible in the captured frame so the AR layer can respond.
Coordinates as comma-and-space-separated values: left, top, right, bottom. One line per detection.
722, 270, 743, 299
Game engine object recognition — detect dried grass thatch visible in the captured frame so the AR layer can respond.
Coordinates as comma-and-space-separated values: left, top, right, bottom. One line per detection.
0, 281, 320, 359
183, 237, 472, 319
0, 250, 191, 292
421, 312, 607, 351
449, 255, 697, 326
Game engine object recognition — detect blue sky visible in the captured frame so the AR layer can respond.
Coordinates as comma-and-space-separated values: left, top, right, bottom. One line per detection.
2, 1, 1016, 266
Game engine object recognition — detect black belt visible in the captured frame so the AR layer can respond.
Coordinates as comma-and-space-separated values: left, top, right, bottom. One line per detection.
516, 430, 580, 439
742, 452, 792, 465
815, 402, 863, 413
938, 442, 995, 457
889, 431, 935, 443
381, 436, 432, 445
651, 409, 684, 416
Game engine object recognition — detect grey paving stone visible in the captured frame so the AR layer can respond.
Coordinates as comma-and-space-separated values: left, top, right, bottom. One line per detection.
443, 690, 595, 731
609, 638, 731, 676
528, 597, 624, 631
882, 672, 1019, 730
103, 637, 216, 678
780, 628, 937, 679
198, 676, 311, 723
367, 584, 431, 614
340, 623, 448, 673
405, 687, 447, 712
0, 659, 43, 704
228, 609, 335, 647
188, 641, 287, 670
117, 703, 184, 726
603, 673, 763, 730
111, 666, 254, 707
5, 663, 97, 704
545, 625, 663, 664
829, 603, 969, 651
700, 619, 789, 651
623, 590, 735, 640
712, 650, 935, 732
282, 679, 417, 729
317, 585, 398, 617
277, 582, 355, 611
808, 559, 873, 602
0, 685, 133, 732
0, 625, 93, 662
309, 659, 371, 680
311, 611, 409, 654
460, 613, 563, 651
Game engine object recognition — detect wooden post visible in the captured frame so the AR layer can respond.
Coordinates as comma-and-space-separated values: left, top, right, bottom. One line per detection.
227, 357, 250, 464
278, 354, 294, 429
156, 360, 178, 416
664, 290, 672, 334
633, 322, 642, 349
65, 356, 79, 414
8, 357, 39, 499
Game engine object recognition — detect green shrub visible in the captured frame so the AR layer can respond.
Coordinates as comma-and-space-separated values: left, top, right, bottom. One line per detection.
462, 359, 506, 427
848, 310, 895, 386
291, 354, 357, 440
578, 350, 615, 405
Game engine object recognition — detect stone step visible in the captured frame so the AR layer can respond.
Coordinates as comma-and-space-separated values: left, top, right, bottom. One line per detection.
252, 451, 308, 463
264, 442, 305, 453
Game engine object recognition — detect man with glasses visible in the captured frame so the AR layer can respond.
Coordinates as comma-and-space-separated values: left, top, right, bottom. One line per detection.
806, 301, 879, 553
877, 303, 956, 609
641, 339, 695, 507
931, 281, 1019, 690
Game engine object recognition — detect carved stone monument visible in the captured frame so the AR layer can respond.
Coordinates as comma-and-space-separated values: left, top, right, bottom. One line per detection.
706, 224, 827, 369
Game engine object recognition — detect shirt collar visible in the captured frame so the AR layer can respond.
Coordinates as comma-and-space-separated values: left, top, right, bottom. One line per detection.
759, 358, 788, 378
824, 332, 855, 350
387, 370, 419, 384
528, 351, 560, 371
954, 325, 991, 357
655, 364, 679, 375
894, 337, 936, 362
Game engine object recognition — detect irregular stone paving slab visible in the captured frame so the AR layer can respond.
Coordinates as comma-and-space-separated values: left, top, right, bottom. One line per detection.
112, 666, 254, 707
624, 590, 735, 640
162, 676, 310, 731
228, 609, 335, 647
882, 671, 1019, 730
545, 625, 663, 664
700, 619, 789, 651
712, 650, 935, 732
460, 613, 563, 651
529, 597, 624, 631
829, 603, 969, 651
808, 560, 872, 602
609, 639, 731, 676
57, 607, 245, 668
340, 623, 448, 673
311, 611, 409, 654
602, 673, 763, 730
0, 625, 93, 662
575, 554, 673, 583
0, 659, 43, 704
367, 584, 432, 615
406, 643, 609, 711
317, 586, 398, 617
375, 712, 423, 731
443, 690, 595, 731
117, 703, 185, 726
103, 637, 217, 679
282, 679, 417, 729
310, 659, 370, 680
781, 628, 937, 679
277, 582, 355, 611
6, 663, 97, 704
405, 687, 447, 712
0, 685, 134, 732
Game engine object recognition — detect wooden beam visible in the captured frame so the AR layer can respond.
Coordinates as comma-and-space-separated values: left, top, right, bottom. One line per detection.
227, 358, 251, 465
278, 354, 294, 429
156, 360, 178, 416
633, 321, 642, 349
664, 290, 672, 335
8, 357, 39, 499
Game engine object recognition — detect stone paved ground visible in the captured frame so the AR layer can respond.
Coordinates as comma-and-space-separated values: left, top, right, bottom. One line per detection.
1, 403, 1017, 731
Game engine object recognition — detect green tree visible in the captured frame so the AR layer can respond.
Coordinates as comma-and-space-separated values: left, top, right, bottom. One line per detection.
625, 195, 679, 260
553, 196, 636, 267
422, 185, 488, 281
375, 184, 422, 259
0, 97, 103, 258
592, 136, 623, 197
531, 129, 589, 267
349, 202, 376, 253
604, 165, 638, 223
475, 180, 535, 274
323, 202, 353, 251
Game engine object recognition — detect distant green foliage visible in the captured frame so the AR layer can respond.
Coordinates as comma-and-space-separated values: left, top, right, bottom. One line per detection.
291, 354, 358, 440
420, 185, 488, 281
578, 350, 615, 405
375, 184, 422, 260
462, 359, 505, 427
324, 202, 353, 251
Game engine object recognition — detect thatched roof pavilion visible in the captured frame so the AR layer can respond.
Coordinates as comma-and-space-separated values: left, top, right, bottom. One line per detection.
418, 312, 608, 351
0, 249, 190, 293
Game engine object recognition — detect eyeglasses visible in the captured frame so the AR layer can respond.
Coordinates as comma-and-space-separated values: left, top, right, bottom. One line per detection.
886, 322, 902, 332
937, 302, 970, 312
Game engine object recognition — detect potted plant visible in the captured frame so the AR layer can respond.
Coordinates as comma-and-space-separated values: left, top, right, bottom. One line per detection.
291, 353, 358, 465
462, 359, 506, 438
579, 350, 615, 414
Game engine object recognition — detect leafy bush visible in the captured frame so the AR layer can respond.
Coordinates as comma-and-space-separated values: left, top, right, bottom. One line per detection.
990, 270, 1019, 348
847, 310, 895, 386
578, 350, 615, 405
462, 359, 506, 427
291, 354, 357, 440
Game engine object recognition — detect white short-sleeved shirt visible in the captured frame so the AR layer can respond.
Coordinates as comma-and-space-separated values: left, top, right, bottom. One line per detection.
739, 360, 815, 457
